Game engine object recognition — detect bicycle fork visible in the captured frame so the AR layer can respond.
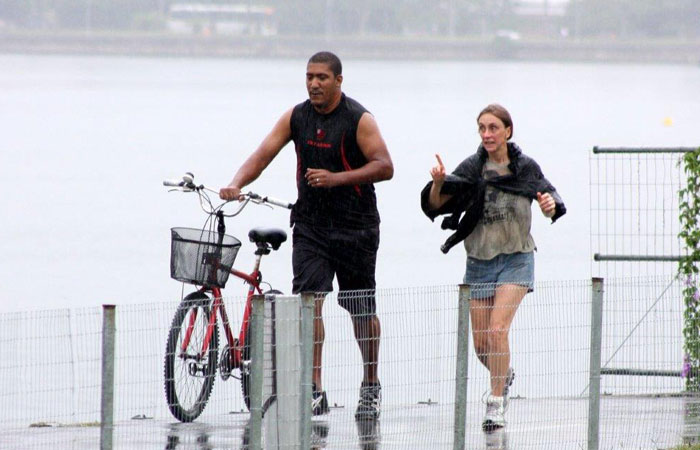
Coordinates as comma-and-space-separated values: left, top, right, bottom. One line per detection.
177, 296, 222, 377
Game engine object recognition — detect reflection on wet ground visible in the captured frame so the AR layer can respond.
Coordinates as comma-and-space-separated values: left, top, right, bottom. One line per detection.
309, 417, 380, 449
684, 396, 700, 446
483, 428, 508, 449
164, 422, 228, 450
355, 419, 381, 450
166, 422, 215, 450
7, 395, 700, 449
311, 420, 329, 448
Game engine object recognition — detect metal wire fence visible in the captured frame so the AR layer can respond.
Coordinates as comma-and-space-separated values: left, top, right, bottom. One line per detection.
589, 147, 692, 279
0, 278, 696, 449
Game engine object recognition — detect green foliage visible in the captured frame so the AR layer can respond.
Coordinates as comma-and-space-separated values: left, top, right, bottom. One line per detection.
132, 12, 166, 31
54, 0, 162, 30
574, 0, 699, 38
0, 0, 162, 30
0, 0, 34, 27
679, 147, 700, 391
1, 0, 698, 37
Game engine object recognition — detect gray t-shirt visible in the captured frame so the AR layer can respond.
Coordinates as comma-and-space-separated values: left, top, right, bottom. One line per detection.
463, 160, 536, 260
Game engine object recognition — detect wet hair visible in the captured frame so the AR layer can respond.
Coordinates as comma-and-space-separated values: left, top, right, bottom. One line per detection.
477, 104, 513, 140
308, 51, 343, 77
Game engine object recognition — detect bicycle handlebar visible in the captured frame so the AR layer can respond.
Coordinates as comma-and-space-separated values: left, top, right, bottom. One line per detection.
163, 172, 293, 214
246, 192, 293, 210
163, 172, 197, 190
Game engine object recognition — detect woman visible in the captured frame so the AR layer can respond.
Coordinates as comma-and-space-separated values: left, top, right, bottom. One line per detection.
421, 104, 565, 430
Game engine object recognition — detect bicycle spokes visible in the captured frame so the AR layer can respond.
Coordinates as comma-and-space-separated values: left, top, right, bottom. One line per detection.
164, 293, 219, 422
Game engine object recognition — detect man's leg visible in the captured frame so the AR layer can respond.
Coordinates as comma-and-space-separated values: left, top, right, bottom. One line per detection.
350, 313, 381, 383
350, 305, 382, 420
333, 225, 381, 419
310, 293, 330, 415
313, 294, 325, 389
291, 222, 333, 414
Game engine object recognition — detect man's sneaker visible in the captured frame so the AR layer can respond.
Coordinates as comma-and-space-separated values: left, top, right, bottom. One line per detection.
355, 381, 381, 420
482, 395, 506, 431
312, 383, 329, 416
502, 368, 515, 409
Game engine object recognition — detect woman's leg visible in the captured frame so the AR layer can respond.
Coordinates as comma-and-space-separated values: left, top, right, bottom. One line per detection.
469, 298, 493, 369
487, 284, 527, 396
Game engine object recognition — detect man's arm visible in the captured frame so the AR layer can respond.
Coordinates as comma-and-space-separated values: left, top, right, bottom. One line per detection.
220, 108, 293, 200
305, 112, 393, 188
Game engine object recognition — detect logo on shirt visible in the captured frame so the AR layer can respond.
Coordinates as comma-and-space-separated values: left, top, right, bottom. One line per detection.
306, 128, 332, 148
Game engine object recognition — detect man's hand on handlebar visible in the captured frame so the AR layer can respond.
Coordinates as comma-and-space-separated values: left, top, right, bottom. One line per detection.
165, 172, 292, 214
219, 185, 244, 202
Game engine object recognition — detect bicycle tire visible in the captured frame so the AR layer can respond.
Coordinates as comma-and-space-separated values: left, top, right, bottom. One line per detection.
164, 291, 219, 422
240, 289, 282, 411
240, 320, 252, 410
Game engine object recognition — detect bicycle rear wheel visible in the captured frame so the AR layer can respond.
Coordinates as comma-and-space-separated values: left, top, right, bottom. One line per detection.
240, 289, 282, 411
164, 291, 219, 422
240, 320, 252, 410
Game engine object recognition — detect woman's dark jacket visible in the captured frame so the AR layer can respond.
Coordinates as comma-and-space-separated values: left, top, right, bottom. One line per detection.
420, 142, 566, 254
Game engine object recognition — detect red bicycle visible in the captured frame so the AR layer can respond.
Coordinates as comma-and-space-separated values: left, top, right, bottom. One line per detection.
162, 173, 291, 422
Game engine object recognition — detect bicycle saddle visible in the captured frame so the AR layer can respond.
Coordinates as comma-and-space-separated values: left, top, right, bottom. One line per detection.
248, 228, 287, 250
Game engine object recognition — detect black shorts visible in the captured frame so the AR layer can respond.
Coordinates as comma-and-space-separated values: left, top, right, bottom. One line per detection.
292, 221, 379, 316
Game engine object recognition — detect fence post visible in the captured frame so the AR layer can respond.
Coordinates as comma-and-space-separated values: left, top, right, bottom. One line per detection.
588, 278, 604, 450
299, 293, 315, 450
249, 294, 265, 450
453, 285, 471, 450
100, 305, 116, 450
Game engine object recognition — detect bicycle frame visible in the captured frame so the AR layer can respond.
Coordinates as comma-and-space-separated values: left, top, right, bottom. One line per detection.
178, 246, 266, 372
164, 174, 292, 421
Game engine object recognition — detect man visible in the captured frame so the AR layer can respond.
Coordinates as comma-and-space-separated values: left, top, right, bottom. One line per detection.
219, 51, 393, 420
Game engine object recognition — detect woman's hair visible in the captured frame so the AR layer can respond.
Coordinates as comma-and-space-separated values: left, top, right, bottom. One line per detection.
477, 104, 513, 140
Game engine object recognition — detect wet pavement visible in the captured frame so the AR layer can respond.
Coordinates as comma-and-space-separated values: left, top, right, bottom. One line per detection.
3, 395, 699, 449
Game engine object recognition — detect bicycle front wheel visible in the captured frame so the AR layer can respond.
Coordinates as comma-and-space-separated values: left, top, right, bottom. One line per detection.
164, 291, 219, 422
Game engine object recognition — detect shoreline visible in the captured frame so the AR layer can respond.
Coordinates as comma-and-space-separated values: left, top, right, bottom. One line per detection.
2, 31, 699, 65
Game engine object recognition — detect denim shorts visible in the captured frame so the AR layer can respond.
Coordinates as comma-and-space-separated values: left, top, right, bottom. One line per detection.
463, 251, 535, 299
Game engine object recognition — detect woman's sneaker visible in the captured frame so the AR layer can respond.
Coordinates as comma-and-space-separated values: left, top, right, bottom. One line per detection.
502, 368, 515, 409
312, 383, 329, 416
355, 381, 381, 420
482, 395, 506, 431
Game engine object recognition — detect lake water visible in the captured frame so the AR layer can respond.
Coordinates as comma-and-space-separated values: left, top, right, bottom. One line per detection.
1, 54, 699, 313
2, 55, 698, 450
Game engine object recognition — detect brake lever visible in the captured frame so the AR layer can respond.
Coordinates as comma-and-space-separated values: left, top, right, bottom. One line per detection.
246, 193, 272, 209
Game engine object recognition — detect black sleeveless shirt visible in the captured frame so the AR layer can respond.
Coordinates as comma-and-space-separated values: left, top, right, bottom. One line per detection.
290, 94, 380, 229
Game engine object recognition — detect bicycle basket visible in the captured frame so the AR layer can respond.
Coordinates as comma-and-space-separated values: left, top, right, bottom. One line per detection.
170, 227, 241, 288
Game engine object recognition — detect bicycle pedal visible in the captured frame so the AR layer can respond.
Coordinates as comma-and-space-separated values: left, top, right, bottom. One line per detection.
219, 345, 233, 380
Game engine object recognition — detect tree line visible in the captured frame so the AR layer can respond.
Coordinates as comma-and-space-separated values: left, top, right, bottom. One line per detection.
0, 0, 697, 39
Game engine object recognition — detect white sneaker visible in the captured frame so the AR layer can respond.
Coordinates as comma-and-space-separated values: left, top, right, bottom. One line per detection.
502, 368, 515, 409
482, 395, 506, 431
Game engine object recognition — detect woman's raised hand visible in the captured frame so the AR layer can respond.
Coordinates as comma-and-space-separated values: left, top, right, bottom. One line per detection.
537, 192, 556, 218
430, 154, 446, 186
